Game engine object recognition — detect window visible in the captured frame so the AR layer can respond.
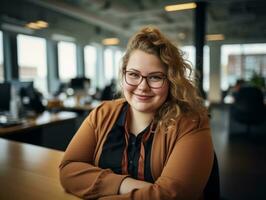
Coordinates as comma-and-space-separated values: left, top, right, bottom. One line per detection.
114, 49, 123, 79
104, 48, 114, 83
58, 41, 77, 81
203, 46, 210, 91
103, 48, 123, 85
84, 45, 97, 88
0, 31, 3, 81
181, 46, 195, 67
180, 45, 210, 91
221, 43, 266, 90
17, 34, 47, 94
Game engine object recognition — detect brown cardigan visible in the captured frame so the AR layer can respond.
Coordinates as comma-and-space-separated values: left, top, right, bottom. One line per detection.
59, 98, 213, 200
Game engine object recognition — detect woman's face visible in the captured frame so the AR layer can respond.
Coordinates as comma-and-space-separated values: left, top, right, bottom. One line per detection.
122, 50, 169, 115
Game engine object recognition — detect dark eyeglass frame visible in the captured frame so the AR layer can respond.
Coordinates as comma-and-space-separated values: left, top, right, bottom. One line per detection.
123, 70, 167, 89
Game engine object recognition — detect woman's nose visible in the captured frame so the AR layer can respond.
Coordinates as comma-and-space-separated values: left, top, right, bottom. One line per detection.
137, 77, 150, 90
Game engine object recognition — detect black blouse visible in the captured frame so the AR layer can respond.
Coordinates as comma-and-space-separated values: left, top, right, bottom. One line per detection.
98, 103, 154, 183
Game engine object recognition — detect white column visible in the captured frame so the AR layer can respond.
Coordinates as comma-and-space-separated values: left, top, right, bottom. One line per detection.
76, 43, 85, 77
46, 39, 59, 94
208, 43, 222, 103
95, 44, 105, 89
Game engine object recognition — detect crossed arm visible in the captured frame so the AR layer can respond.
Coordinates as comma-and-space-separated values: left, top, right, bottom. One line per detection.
59, 116, 153, 199
119, 177, 152, 194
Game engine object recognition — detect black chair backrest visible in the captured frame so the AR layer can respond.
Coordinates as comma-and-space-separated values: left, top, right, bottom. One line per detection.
235, 86, 264, 109
232, 86, 265, 124
203, 152, 220, 200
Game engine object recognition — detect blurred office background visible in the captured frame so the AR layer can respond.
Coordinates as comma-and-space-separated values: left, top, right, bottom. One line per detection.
0, 0, 266, 199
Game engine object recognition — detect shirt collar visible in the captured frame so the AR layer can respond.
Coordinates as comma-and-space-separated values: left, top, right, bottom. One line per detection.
117, 102, 129, 127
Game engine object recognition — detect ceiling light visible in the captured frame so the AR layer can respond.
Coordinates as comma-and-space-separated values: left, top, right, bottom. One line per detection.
36, 20, 49, 28
26, 22, 41, 30
206, 34, 225, 41
102, 38, 120, 45
25, 20, 49, 30
165, 3, 197, 12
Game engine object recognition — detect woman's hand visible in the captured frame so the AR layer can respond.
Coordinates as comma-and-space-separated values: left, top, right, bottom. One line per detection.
119, 177, 152, 194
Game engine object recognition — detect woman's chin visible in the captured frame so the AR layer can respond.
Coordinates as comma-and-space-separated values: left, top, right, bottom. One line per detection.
131, 103, 156, 114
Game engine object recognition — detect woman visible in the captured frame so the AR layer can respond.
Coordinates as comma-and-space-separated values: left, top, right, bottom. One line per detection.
59, 27, 214, 200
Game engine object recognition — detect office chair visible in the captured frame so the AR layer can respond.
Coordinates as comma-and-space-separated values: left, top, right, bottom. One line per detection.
203, 152, 220, 200
230, 86, 265, 135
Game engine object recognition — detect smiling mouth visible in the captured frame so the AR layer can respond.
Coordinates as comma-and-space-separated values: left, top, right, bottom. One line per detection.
134, 93, 153, 100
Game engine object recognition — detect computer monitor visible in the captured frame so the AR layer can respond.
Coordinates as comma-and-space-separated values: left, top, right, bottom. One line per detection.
0, 82, 11, 113
10, 80, 44, 114
70, 77, 90, 90
11, 80, 34, 97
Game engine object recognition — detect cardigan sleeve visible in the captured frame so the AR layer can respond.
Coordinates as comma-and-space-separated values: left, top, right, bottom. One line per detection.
59, 106, 128, 199
98, 115, 214, 200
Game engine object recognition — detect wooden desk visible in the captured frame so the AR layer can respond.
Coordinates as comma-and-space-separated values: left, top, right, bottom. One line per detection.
0, 111, 77, 136
0, 138, 79, 200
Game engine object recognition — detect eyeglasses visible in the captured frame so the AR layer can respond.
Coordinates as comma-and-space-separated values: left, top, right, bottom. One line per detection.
124, 70, 167, 89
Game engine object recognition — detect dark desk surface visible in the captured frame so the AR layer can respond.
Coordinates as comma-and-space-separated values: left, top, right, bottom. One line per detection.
0, 138, 79, 200
0, 111, 77, 136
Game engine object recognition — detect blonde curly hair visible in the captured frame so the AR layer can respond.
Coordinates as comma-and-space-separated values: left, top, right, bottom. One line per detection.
120, 26, 208, 128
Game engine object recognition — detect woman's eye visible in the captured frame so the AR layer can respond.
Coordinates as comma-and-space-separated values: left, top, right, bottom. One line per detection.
149, 76, 163, 81
128, 72, 140, 78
